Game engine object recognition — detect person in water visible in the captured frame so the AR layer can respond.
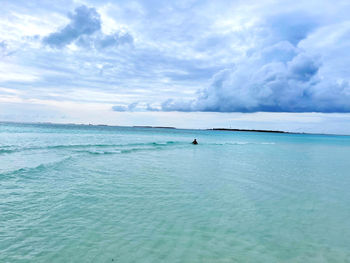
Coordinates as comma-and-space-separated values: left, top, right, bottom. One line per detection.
192, 139, 198, 145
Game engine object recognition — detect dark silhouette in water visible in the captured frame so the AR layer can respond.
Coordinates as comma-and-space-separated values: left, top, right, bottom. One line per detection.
192, 139, 198, 145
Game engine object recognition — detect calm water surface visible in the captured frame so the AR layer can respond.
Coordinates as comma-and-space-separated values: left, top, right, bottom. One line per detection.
1, 122, 350, 262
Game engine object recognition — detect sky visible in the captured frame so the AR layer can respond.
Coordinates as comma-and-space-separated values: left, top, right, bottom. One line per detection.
1, 0, 350, 134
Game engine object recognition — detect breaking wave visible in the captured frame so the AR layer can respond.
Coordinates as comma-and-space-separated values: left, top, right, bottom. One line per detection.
0, 141, 183, 155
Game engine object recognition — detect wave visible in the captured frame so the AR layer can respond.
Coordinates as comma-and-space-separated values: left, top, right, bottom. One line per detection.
0, 149, 16, 154
210, 142, 276, 146
0, 156, 73, 178
0, 141, 183, 155
0, 141, 275, 157
81, 150, 122, 155
82, 142, 182, 155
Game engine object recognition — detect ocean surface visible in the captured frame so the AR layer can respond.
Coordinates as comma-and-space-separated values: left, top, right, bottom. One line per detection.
1, 122, 350, 262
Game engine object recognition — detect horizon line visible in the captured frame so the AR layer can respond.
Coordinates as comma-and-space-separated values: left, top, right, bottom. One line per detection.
1, 120, 349, 137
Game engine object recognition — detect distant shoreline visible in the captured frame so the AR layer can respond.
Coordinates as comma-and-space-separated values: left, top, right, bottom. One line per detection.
0, 121, 347, 136
208, 128, 290, 134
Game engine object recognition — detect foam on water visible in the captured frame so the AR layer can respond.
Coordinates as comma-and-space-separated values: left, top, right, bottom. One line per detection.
1, 122, 350, 262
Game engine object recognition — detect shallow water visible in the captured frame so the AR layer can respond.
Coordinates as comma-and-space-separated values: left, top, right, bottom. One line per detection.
1, 122, 350, 262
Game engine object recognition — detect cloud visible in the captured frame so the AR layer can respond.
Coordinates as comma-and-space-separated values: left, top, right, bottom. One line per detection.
43, 5, 133, 49
75, 31, 133, 50
43, 5, 101, 48
160, 14, 350, 113
266, 12, 318, 45
97, 32, 133, 49
112, 105, 127, 112
112, 102, 139, 112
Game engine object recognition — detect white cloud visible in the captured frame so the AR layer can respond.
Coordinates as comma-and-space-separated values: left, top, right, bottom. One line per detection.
160, 8, 350, 113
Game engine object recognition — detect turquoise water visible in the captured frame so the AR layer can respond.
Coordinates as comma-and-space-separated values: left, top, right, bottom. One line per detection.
1, 122, 350, 262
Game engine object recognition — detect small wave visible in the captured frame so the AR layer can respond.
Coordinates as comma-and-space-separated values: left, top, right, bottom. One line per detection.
0, 156, 72, 178
0, 141, 183, 155
226, 142, 251, 145
83, 150, 122, 155
82, 146, 169, 155
211, 142, 276, 146
120, 148, 142, 154
211, 142, 251, 145
0, 149, 16, 154
0, 141, 275, 155
151, 141, 177, 146
72, 141, 183, 155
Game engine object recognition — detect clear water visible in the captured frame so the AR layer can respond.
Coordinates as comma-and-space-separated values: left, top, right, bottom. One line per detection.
1, 122, 350, 262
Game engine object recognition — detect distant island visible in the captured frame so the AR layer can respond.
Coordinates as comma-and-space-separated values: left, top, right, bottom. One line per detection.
208, 128, 289, 134
133, 125, 289, 133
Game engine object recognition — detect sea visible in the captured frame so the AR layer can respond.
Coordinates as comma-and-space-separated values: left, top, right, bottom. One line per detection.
1, 122, 350, 262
